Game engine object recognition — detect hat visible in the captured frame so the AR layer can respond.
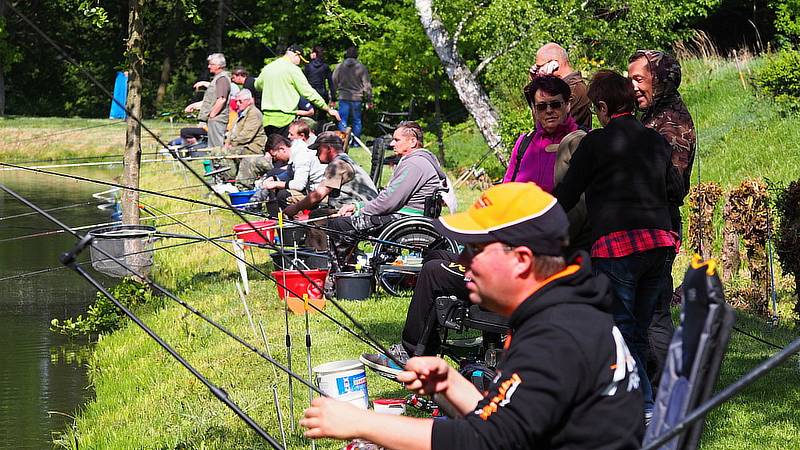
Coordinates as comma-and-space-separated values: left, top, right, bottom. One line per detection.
287, 44, 309, 63
308, 131, 343, 150
434, 182, 569, 256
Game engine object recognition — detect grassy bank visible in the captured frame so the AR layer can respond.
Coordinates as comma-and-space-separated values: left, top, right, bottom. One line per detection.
4, 56, 799, 449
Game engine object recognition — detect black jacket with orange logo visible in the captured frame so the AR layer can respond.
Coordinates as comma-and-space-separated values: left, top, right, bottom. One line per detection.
432, 253, 644, 449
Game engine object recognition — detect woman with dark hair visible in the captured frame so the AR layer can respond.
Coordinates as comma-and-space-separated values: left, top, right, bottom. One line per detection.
502, 75, 582, 193
304, 45, 336, 105
554, 69, 681, 424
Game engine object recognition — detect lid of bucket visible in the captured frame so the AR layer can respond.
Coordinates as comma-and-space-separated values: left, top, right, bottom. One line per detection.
313, 359, 364, 374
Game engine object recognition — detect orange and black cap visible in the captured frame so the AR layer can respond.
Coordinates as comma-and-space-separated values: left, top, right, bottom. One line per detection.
434, 182, 568, 256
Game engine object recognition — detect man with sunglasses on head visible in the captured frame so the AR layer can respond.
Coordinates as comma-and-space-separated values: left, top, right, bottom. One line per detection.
530, 43, 592, 128
302, 182, 644, 450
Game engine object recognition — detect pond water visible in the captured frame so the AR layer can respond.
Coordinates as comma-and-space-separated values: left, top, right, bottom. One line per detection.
0, 166, 118, 449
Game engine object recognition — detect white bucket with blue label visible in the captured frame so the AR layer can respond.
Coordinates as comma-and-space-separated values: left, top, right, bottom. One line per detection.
313, 360, 369, 410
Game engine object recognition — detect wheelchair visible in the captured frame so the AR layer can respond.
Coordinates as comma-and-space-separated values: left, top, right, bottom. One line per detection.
418, 295, 509, 392
334, 188, 458, 297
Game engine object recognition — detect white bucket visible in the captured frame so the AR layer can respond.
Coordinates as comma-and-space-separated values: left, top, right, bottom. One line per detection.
313, 360, 369, 410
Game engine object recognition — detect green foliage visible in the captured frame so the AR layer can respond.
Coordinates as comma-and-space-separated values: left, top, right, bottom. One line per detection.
753, 50, 800, 111
50, 278, 159, 338
774, 0, 800, 47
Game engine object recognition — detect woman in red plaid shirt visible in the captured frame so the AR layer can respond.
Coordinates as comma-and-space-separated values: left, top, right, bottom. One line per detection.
554, 70, 682, 424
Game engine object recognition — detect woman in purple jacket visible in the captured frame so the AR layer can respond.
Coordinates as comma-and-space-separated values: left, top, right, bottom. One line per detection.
503, 75, 579, 193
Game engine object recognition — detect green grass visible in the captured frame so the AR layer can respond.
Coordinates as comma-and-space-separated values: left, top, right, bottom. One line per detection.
6, 55, 800, 449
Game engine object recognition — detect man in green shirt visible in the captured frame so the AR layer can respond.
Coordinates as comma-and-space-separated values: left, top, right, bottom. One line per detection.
255, 44, 341, 136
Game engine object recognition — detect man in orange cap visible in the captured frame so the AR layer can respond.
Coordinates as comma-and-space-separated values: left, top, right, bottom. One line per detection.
301, 182, 644, 450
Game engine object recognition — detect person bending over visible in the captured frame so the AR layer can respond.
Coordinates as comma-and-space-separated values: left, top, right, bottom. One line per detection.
250, 134, 325, 216
301, 182, 644, 450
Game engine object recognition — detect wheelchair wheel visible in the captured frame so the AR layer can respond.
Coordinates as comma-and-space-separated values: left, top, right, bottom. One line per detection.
372, 216, 458, 296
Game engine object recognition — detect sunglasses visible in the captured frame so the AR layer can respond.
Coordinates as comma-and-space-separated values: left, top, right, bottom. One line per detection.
533, 100, 565, 112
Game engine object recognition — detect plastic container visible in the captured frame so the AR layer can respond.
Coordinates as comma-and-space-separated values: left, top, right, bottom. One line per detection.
202, 160, 213, 174
373, 398, 406, 415
277, 223, 307, 246
269, 248, 329, 270
314, 360, 369, 410
233, 220, 277, 245
228, 190, 257, 208
272, 268, 328, 314
334, 272, 373, 300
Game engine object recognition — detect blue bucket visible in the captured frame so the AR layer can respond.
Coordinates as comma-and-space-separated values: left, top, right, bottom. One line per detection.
228, 190, 256, 208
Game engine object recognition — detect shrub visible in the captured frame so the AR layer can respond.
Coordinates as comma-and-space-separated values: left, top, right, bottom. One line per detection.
753, 50, 800, 111
50, 278, 160, 338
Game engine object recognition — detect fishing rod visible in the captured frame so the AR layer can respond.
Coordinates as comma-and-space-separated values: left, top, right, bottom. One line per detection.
0, 207, 217, 244
0, 154, 272, 172
136, 199, 385, 354
8, 1, 457, 418
0, 183, 285, 449
0, 161, 425, 251
0, 234, 233, 284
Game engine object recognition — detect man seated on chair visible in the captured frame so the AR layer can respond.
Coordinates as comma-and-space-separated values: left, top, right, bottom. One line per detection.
302, 182, 644, 450
250, 133, 326, 216
283, 132, 378, 249
214, 89, 271, 189
326, 121, 447, 265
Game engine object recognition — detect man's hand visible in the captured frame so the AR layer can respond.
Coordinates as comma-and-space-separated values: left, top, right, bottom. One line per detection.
184, 101, 202, 113
398, 357, 452, 396
338, 204, 356, 217
301, 397, 366, 440
329, 108, 342, 122
260, 180, 283, 190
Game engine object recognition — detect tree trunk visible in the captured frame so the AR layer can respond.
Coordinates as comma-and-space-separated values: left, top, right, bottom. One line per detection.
122, 0, 144, 227
212, 0, 228, 52
0, 0, 6, 116
155, 3, 181, 107
414, 0, 506, 164
434, 73, 445, 163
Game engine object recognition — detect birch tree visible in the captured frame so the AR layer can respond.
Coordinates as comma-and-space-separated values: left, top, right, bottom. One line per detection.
415, 0, 506, 163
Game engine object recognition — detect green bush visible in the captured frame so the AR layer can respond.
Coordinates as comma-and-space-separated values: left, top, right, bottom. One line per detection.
753, 50, 800, 111
50, 278, 160, 338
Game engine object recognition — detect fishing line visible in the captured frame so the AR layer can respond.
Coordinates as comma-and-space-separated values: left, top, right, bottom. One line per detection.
0, 183, 285, 449
0, 201, 95, 221
2, 120, 125, 147
0, 162, 424, 251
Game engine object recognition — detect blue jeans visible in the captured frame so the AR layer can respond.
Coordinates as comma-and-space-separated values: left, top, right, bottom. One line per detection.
337, 100, 363, 139
593, 247, 671, 414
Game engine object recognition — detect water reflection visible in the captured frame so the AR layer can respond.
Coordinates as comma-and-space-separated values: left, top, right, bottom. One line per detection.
0, 166, 117, 449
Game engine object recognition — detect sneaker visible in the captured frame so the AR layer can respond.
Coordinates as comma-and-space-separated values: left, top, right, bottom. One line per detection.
360, 344, 409, 380
644, 410, 654, 427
